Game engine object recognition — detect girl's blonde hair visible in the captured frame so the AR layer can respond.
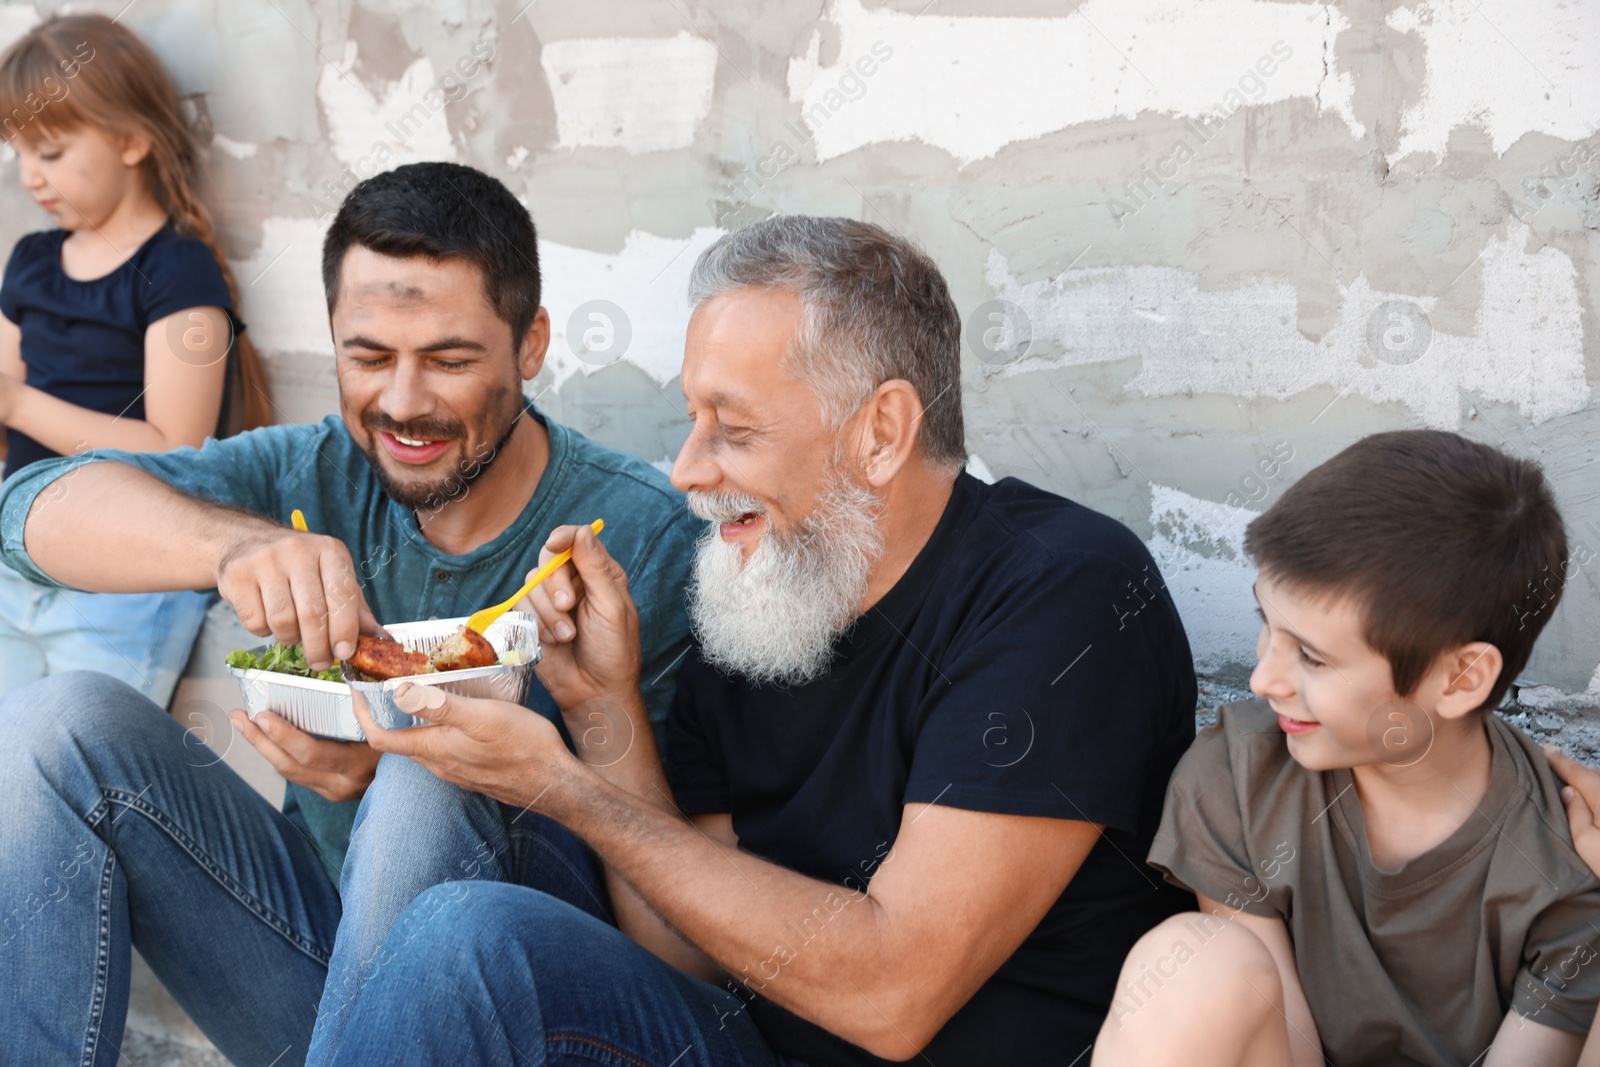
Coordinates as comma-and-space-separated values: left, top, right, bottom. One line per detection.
0, 14, 272, 433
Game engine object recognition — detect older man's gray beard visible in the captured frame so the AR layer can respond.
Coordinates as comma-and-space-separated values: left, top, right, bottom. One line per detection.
687, 473, 886, 688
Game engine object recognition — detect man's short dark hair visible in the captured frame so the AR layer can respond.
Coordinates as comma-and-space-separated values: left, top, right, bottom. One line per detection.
322, 162, 541, 344
1244, 429, 1569, 710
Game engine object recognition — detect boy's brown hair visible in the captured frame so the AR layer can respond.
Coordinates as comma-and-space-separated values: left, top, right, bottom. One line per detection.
1244, 429, 1568, 710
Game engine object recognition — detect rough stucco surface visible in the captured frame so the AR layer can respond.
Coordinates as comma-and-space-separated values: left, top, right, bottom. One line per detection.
0, 4, 1597, 1058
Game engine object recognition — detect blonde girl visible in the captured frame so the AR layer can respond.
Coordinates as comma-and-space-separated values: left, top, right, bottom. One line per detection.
0, 13, 270, 704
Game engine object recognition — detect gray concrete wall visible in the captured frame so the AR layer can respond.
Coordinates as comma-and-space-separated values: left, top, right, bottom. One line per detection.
3, 0, 1598, 702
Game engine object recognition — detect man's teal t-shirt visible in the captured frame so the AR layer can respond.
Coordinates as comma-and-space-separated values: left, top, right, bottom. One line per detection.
0, 410, 700, 884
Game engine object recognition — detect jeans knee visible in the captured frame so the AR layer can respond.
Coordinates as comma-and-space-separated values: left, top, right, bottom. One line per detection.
406, 881, 523, 930
0, 669, 157, 751
365, 752, 452, 800
361, 754, 489, 819
379, 882, 522, 973
350, 755, 503, 862
397, 882, 581, 954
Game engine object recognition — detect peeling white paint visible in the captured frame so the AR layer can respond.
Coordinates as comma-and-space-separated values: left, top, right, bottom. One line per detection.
985, 221, 1589, 429
1144, 484, 1260, 673
316, 43, 458, 172
540, 227, 725, 389
1389, 0, 1600, 157
789, 0, 1361, 165
229, 217, 333, 356
226, 219, 723, 378
541, 33, 717, 154
210, 134, 259, 159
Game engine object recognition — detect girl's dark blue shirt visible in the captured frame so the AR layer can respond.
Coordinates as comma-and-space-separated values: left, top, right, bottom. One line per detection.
0, 224, 235, 479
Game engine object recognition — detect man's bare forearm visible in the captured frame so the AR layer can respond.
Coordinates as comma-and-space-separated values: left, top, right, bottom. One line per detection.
561, 692, 672, 801
558, 692, 727, 982
542, 760, 911, 1054
25, 462, 278, 592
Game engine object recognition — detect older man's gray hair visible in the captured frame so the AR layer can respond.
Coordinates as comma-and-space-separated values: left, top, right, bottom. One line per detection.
687, 216, 966, 469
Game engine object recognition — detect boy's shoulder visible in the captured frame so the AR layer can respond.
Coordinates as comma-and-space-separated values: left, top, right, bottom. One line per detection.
1487, 710, 1567, 804
1180, 697, 1297, 788
1165, 698, 1327, 849
1484, 713, 1598, 885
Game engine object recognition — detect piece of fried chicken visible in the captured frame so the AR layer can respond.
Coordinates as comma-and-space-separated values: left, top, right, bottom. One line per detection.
429, 625, 498, 671
346, 626, 498, 680
348, 636, 433, 681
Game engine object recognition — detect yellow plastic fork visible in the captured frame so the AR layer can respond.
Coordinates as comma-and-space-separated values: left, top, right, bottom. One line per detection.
465, 519, 605, 635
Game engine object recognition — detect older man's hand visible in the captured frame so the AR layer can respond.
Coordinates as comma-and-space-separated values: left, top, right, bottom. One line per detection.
350, 683, 574, 810
516, 522, 644, 714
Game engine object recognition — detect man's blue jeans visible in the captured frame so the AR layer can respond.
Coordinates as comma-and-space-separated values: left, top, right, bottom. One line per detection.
2, 671, 792, 1066
312, 717, 798, 1066
327, 882, 795, 1067
0, 671, 340, 1067
306, 745, 616, 1059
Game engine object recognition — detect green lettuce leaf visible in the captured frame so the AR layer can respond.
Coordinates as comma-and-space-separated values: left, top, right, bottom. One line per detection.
226, 643, 343, 682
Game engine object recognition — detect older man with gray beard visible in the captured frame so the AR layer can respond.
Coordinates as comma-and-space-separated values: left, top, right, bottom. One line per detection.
319, 217, 1199, 1067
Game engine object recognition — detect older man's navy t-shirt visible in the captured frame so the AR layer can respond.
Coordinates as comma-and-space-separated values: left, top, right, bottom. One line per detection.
667, 472, 1197, 1067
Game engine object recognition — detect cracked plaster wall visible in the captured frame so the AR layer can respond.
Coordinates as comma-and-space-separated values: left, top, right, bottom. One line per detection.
3, 0, 1598, 703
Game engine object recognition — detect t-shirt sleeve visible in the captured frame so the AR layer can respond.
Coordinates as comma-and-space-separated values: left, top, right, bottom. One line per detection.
0, 426, 294, 589
1510, 872, 1600, 1032
902, 550, 1187, 836
140, 235, 235, 328
1146, 713, 1279, 918
664, 653, 731, 815
0, 235, 35, 324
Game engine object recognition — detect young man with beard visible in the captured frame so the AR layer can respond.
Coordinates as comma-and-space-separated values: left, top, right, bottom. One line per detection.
0, 163, 699, 1066
321, 216, 1198, 1066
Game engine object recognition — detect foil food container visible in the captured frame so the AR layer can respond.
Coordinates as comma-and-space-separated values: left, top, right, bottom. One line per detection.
227, 612, 542, 741
343, 613, 543, 733
226, 669, 362, 741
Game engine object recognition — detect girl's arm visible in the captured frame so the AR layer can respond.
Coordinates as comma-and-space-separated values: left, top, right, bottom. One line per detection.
0, 313, 19, 463
0, 304, 230, 455
0, 314, 21, 382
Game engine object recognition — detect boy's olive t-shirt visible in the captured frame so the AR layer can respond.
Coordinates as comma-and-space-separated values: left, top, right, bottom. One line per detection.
1148, 699, 1600, 1066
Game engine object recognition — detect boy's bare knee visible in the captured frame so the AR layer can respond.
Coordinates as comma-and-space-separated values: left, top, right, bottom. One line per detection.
1095, 912, 1284, 1064
1192, 916, 1283, 1009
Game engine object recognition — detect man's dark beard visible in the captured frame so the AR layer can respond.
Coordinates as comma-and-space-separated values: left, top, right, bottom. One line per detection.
360, 399, 524, 512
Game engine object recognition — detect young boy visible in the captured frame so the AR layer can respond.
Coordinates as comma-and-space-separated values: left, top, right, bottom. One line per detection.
1094, 430, 1600, 1066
